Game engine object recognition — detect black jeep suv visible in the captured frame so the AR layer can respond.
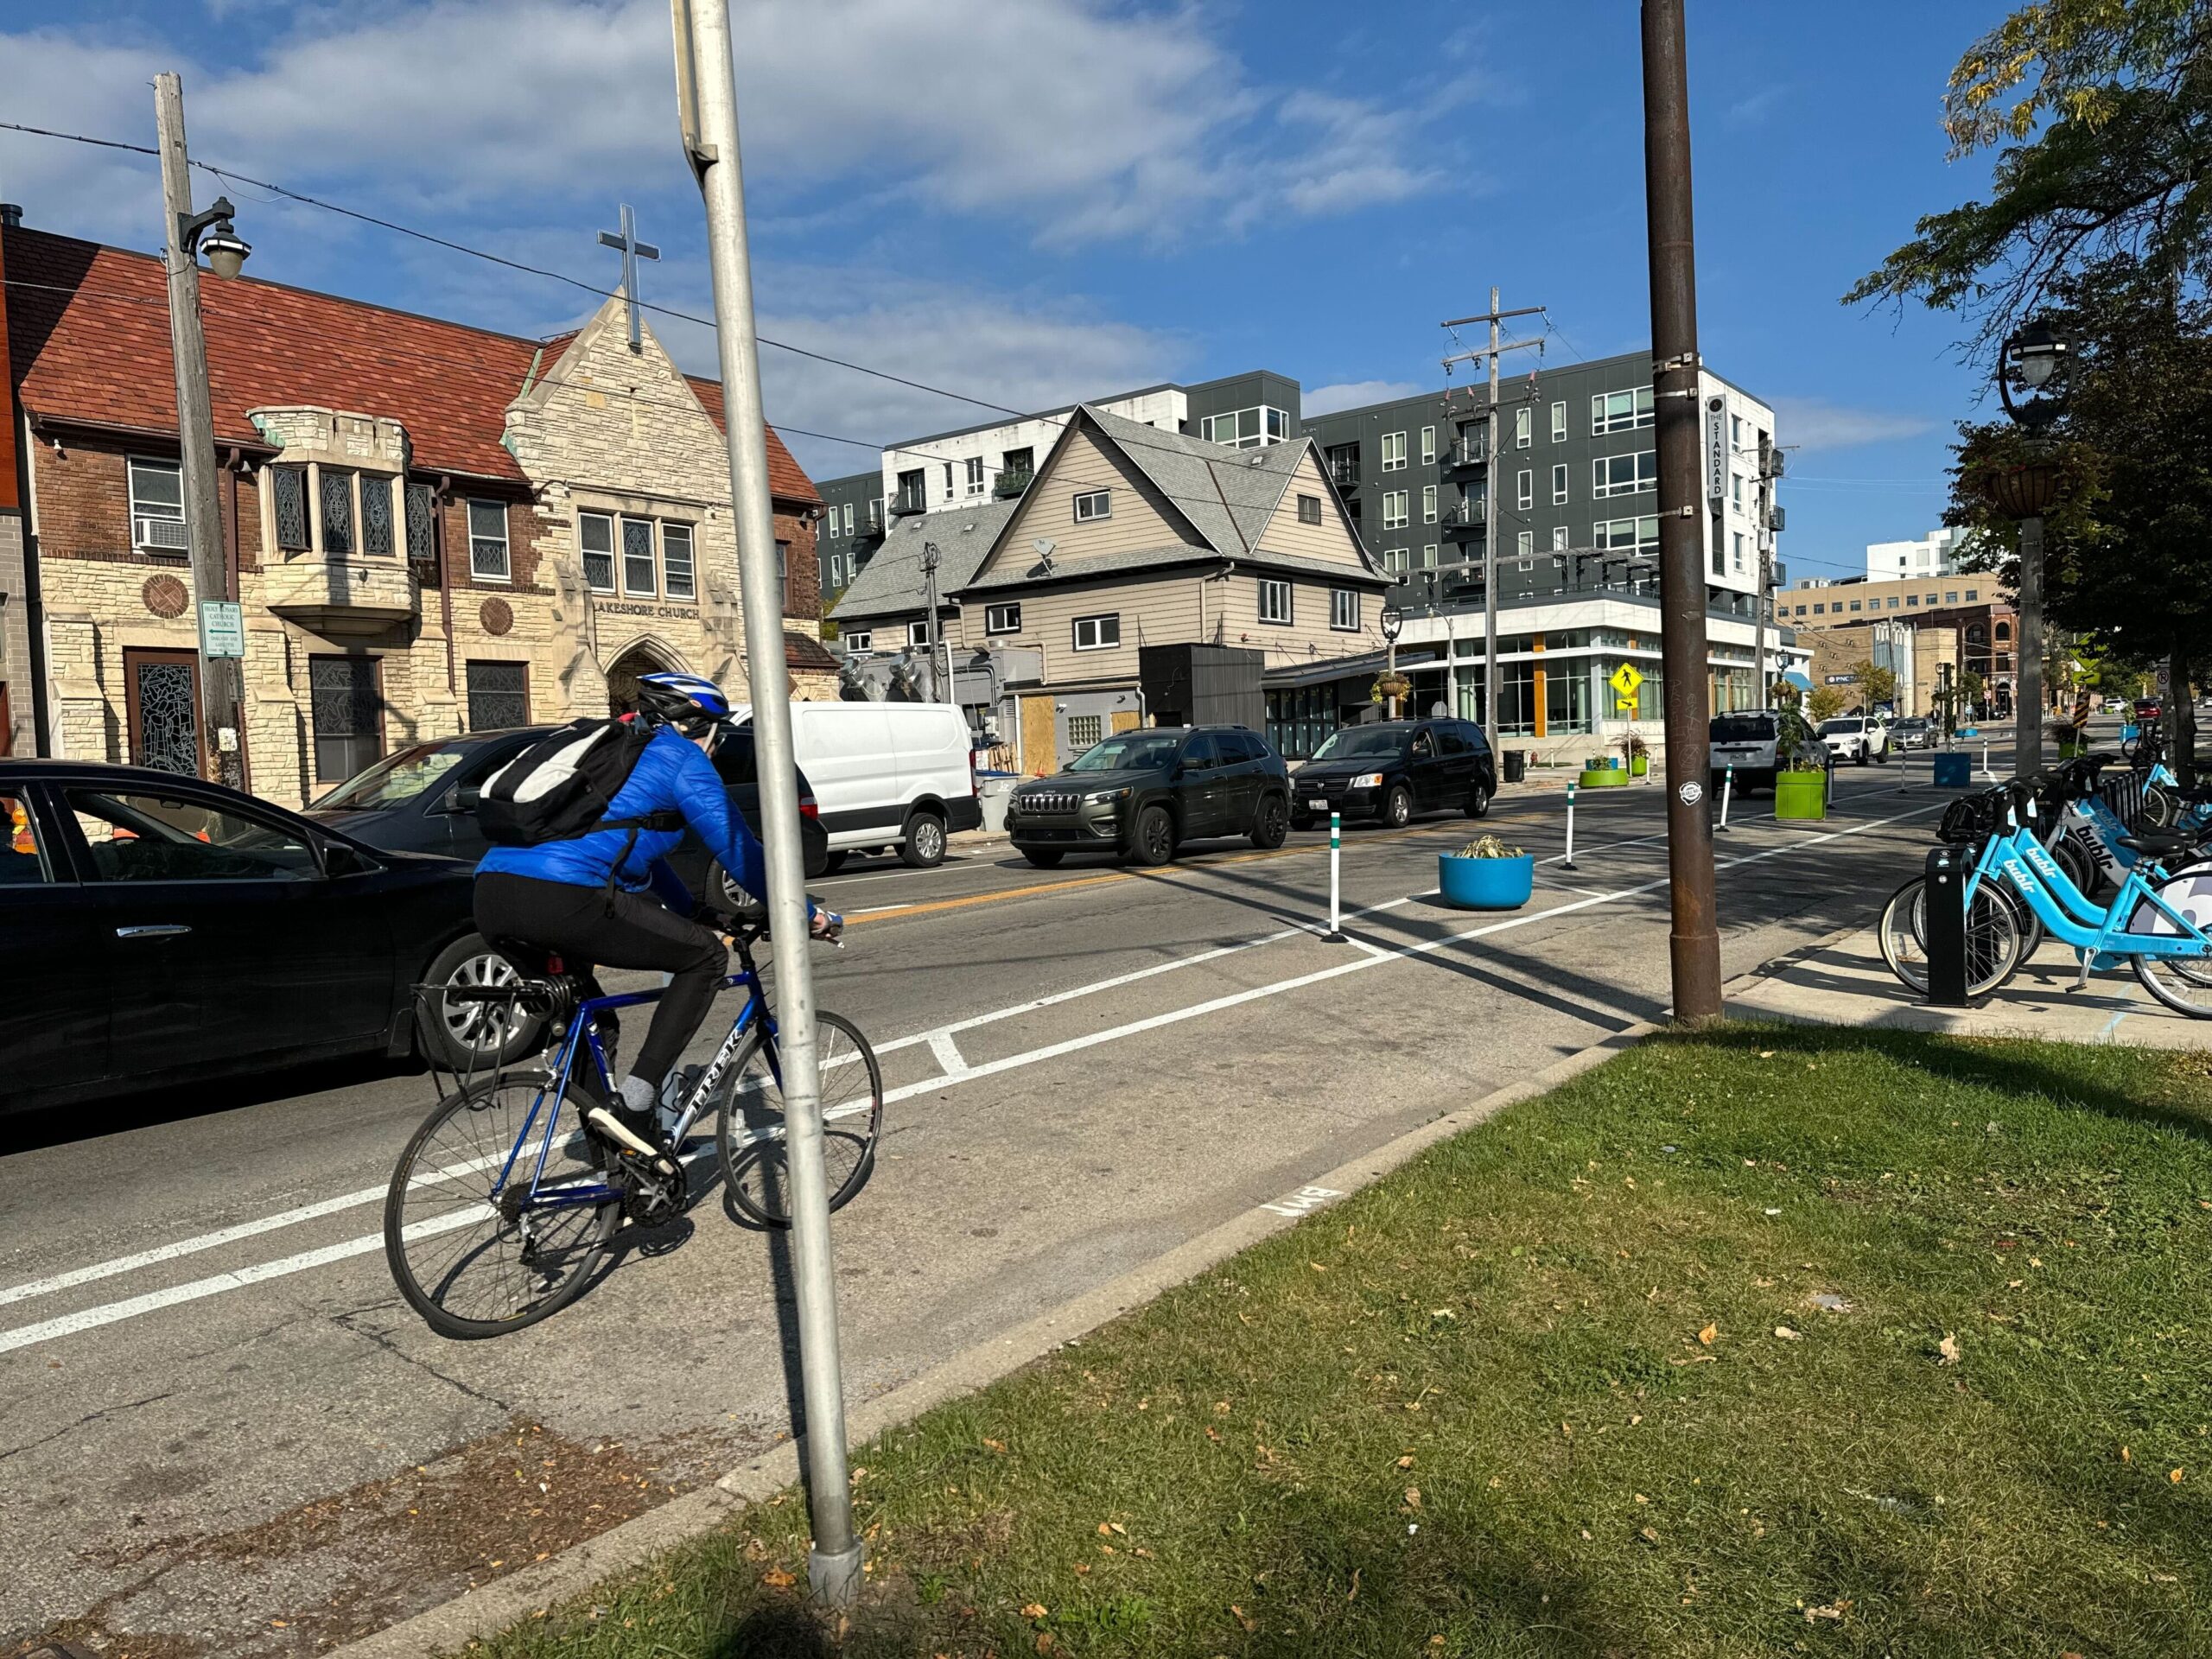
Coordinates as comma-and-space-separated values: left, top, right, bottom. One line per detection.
1007, 725, 1291, 868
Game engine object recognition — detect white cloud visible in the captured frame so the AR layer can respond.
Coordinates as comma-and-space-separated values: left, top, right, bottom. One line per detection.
1771, 397, 1937, 453
0, 1, 1452, 249
1303, 379, 1423, 416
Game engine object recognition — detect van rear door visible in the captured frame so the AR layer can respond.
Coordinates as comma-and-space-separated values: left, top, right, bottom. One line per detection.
789, 703, 900, 849
893, 704, 980, 832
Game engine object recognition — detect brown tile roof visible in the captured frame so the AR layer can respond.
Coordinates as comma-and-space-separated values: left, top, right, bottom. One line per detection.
783, 630, 841, 672
3, 226, 817, 504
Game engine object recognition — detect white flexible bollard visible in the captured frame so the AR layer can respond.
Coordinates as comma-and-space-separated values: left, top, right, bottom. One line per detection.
1717, 763, 1734, 833
1981, 737, 1995, 782
1561, 781, 1579, 872
1324, 810, 1345, 942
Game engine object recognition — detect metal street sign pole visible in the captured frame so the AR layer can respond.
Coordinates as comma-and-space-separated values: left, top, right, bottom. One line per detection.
154, 73, 247, 791
672, 0, 861, 1606
1641, 0, 1722, 1023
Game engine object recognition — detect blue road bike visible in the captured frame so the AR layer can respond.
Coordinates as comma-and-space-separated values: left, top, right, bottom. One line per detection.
1878, 780, 2212, 1014
384, 912, 881, 1339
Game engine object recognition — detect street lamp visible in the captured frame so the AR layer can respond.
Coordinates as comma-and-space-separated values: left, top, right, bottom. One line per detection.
1380, 602, 1403, 719
181, 196, 251, 280
1993, 315, 2073, 773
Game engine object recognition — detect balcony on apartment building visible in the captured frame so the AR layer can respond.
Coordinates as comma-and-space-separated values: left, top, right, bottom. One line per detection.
1325, 448, 1361, 492
851, 498, 887, 544
1440, 496, 1486, 539
1442, 434, 1489, 474
992, 467, 1033, 500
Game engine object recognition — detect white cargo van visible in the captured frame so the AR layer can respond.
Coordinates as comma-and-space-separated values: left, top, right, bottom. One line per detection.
733, 701, 979, 869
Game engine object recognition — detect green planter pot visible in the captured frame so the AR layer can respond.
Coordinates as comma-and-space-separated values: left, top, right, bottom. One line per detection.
2056, 739, 2088, 759
1774, 769, 1827, 821
1630, 754, 1649, 777
1578, 767, 1630, 788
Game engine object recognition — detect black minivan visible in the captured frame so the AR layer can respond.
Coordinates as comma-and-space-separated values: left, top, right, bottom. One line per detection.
1289, 718, 1497, 829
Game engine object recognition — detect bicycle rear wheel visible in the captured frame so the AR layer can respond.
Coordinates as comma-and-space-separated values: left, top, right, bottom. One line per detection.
385, 1072, 623, 1338
718, 1011, 884, 1228
1877, 875, 2025, 996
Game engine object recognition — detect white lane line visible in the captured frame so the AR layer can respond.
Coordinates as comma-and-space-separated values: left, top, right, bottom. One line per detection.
0, 802, 1936, 1345
927, 1030, 971, 1080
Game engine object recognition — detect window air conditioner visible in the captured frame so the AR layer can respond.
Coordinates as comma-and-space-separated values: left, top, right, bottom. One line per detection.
134, 515, 190, 551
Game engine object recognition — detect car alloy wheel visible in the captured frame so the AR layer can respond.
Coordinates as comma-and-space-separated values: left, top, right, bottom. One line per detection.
441, 947, 522, 1058
1384, 784, 1412, 828
1131, 804, 1175, 866
1252, 794, 1288, 849
1466, 784, 1491, 819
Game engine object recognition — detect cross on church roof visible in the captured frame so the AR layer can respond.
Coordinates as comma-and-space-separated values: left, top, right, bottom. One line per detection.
596, 202, 660, 353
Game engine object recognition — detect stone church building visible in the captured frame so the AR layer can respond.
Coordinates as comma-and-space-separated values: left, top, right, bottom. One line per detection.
0, 217, 833, 805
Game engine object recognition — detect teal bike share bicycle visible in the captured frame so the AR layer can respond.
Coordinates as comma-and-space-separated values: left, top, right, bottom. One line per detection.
1877, 772, 2212, 1014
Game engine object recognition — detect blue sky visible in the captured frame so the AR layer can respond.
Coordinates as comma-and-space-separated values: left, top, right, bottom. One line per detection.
0, 1, 2005, 582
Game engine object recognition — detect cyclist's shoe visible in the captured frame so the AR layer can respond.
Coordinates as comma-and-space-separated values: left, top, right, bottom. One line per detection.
586, 1102, 681, 1178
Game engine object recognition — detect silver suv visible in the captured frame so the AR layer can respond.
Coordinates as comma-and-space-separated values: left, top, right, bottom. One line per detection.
1709, 710, 1782, 793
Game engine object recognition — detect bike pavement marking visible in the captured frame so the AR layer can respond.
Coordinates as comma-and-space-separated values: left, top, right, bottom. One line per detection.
0, 802, 1938, 1357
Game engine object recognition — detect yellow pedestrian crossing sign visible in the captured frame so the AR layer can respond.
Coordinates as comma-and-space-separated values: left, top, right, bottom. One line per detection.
1609, 663, 1643, 701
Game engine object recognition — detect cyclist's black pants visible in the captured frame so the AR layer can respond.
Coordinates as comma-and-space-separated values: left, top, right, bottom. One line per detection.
474, 873, 727, 1090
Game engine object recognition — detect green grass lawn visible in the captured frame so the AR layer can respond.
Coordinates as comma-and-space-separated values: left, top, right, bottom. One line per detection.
477, 1026, 2212, 1658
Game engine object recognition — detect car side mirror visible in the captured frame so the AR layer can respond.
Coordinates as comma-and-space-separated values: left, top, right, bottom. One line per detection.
322, 839, 365, 877
449, 785, 482, 814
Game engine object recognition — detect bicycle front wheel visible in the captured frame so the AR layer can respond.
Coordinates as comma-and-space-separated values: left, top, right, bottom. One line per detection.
718, 1011, 884, 1229
1877, 875, 2025, 996
2128, 868, 2212, 1016
385, 1072, 623, 1339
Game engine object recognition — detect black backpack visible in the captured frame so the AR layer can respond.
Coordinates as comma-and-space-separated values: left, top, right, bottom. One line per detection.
477, 718, 675, 848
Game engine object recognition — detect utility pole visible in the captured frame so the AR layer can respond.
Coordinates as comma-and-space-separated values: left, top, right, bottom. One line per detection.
155, 73, 248, 791
1641, 0, 1722, 1023
2015, 512, 2045, 773
671, 0, 861, 1608
922, 541, 944, 702
1441, 294, 1542, 753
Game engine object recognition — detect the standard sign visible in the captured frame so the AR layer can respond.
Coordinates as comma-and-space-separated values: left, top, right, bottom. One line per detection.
1706, 396, 1727, 504
198, 600, 245, 659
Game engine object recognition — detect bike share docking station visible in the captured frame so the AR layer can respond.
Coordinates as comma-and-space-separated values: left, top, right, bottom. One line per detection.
1923, 845, 1973, 1007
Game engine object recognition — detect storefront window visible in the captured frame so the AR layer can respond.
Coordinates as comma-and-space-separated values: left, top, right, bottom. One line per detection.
1545, 659, 1593, 734
1498, 662, 1537, 737
1266, 683, 1343, 760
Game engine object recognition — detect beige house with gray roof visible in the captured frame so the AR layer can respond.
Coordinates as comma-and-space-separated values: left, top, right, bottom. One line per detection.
950, 405, 1390, 771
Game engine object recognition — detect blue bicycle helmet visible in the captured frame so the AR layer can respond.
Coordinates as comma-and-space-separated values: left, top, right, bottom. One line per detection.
634, 671, 732, 735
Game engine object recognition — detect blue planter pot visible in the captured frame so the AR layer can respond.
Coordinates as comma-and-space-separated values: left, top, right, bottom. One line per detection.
1439, 852, 1535, 910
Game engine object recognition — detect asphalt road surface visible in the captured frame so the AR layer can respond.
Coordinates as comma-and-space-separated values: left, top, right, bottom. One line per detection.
3, 758, 1955, 1654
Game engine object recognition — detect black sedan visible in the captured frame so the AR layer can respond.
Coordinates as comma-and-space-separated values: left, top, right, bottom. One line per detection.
0, 760, 524, 1117
304, 722, 830, 888
1290, 718, 1497, 829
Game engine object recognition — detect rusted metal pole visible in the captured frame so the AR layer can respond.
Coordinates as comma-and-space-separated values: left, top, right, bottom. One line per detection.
1641, 0, 1722, 1023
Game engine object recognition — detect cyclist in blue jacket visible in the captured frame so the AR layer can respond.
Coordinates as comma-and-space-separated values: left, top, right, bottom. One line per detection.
474, 671, 839, 1166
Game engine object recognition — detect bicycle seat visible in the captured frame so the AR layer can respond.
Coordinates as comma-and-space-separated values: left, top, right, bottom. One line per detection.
2120, 829, 2199, 856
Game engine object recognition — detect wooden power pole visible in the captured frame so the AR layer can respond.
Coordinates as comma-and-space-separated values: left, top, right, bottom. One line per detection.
155, 73, 248, 790
1641, 0, 1722, 1023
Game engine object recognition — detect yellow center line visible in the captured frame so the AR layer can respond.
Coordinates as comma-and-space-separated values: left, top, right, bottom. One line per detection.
846, 805, 1588, 927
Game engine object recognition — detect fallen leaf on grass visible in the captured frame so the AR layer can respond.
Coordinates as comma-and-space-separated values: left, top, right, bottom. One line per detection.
2121, 1446, 2132, 1463
1775, 1326, 1803, 1341
1205, 1426, 1223, 1443
1021, 1602, 1048, 1619
1072, 1563, 1090, 1576
1937, 1333, 1962, 1366
1698, 1323, 1718, 1346
1396, 1455, 1416, 1469
1347, 1567, 1362, 1601
982, 1438, 1006, 1453
1804, 1599, 1851, 1623
1404, 1487, 1422, 1509
1036, 1633, 1054, 1653
760, 1568, 796, 1589
2173, 1469, 2186, 1484
1230, 1604, 1259, 1633
1638, 1526, 1660, 1544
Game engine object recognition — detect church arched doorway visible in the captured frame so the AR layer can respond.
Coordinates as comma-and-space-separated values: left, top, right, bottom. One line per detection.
605, 639, 688, 715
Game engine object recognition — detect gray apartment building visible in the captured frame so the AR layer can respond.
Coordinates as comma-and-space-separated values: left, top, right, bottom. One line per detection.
811, 354, 1802, 763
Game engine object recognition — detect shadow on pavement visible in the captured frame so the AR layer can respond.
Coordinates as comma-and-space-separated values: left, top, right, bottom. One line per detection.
0, 1049, 423, 1155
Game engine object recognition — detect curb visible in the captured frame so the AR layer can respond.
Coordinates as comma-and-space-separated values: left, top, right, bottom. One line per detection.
327, 917, 1874, 1658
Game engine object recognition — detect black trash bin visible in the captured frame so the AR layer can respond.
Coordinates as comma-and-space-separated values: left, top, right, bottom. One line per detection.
1502, 749, 1528, 785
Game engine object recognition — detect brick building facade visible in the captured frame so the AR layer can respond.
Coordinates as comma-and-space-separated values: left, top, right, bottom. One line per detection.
2, 221, 832, 804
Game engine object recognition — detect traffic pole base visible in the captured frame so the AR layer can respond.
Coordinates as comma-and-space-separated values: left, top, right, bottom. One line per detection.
810, 1541, 866, 1609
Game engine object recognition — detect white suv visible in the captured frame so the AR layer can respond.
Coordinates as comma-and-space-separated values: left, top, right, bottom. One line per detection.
1819, 715, 1890, 766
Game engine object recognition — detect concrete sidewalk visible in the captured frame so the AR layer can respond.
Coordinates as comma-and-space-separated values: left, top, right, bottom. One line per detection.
1733, 928, 2212, 1049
